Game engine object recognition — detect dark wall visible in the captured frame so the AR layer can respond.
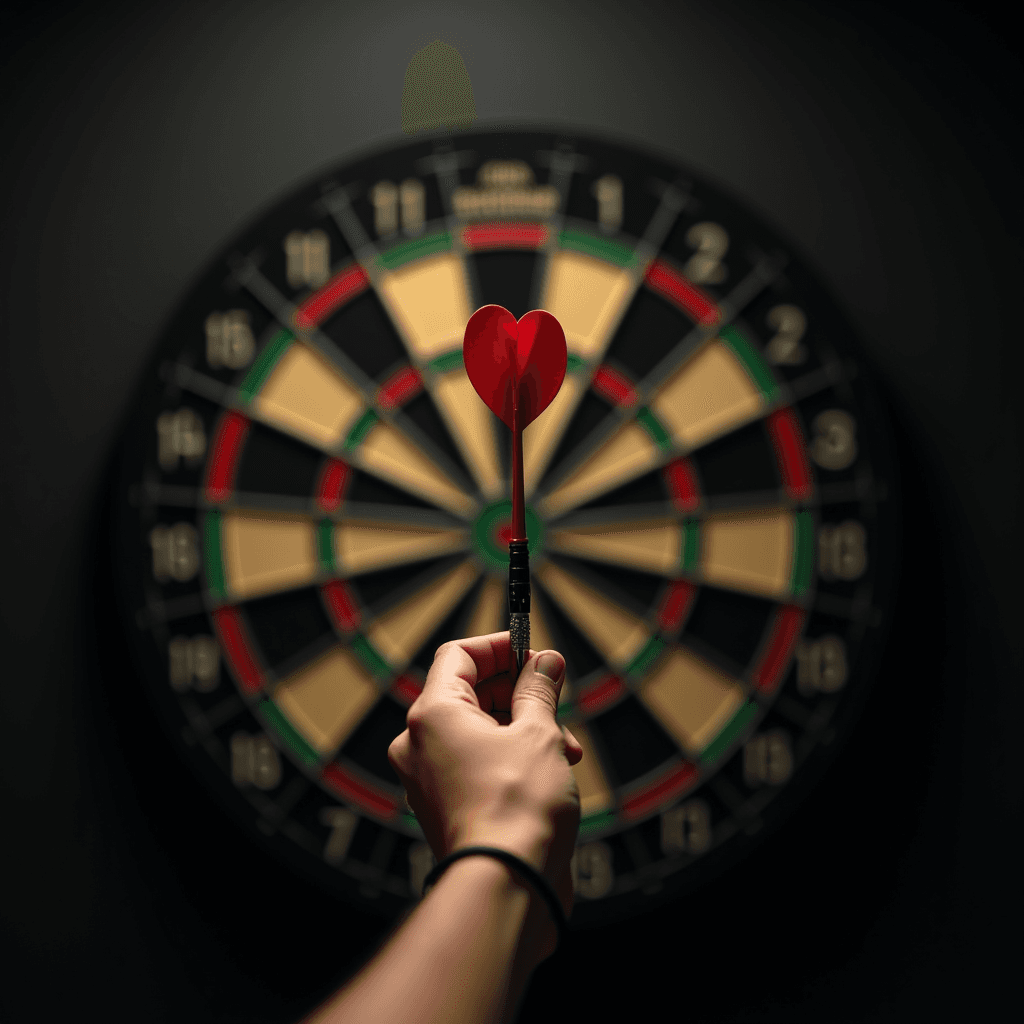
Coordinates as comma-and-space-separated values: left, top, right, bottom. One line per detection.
2, 2, 1019, 1021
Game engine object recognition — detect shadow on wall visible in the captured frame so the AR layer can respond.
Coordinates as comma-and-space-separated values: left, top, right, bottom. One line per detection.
402, 39, 477, 134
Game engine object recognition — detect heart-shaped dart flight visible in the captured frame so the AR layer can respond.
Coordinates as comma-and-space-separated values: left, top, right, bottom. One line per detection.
463, 305, 568, 430
464, 304, 567, 540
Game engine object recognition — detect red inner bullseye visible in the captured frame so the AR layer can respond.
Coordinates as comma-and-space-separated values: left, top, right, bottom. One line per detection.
495, 520, 513, 546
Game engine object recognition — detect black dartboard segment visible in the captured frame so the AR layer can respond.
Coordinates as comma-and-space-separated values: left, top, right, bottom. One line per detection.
114, 128, 899, 928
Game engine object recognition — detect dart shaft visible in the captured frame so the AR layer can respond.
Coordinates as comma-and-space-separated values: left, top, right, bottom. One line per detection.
510, 388, 526, 541
508, 387, 529, 677
508, 540, 530, 678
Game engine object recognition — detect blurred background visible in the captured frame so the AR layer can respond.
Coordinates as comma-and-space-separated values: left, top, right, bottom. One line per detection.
1, 1, 1020, 1021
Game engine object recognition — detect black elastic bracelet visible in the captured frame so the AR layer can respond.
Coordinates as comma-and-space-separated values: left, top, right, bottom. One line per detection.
421, 846, 567, 952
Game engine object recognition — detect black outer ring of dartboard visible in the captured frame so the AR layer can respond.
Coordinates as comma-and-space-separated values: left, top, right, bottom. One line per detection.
106, 124, 903, 932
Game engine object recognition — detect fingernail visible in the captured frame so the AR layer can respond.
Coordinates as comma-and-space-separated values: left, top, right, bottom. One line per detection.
536, 652, 563, 683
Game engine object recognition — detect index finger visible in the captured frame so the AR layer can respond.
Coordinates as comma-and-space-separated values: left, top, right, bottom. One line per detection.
420, 632, 512, 706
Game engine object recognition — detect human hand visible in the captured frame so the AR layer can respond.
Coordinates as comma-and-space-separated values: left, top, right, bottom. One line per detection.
387, 633, 583, 948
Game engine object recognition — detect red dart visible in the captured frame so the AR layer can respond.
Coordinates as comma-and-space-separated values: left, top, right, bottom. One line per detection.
463, 305, 567, 537
463, 304, 567, 676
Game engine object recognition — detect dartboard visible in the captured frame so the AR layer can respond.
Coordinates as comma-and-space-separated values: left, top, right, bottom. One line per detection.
113, 127, 899, 930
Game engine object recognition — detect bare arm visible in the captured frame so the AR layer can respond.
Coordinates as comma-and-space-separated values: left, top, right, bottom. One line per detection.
302, 635, 582, 1024
304, 855, 537, 1024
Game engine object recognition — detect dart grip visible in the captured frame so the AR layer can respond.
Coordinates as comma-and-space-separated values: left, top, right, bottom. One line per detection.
509, 613, 530, 664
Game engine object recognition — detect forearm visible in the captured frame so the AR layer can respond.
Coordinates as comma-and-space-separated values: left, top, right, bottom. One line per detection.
305, 856, 539, 1024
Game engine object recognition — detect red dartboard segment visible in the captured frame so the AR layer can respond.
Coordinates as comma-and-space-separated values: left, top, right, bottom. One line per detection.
767, 407, 813, 501
461, 222, 549, 250
294, 264, 370, 331
390, 673, 425, 707
320, 579, 360, 633
620, 761, 700, 821
592, 364, 638, 407
316, 459, 351, 513
211, 607, 263, 695
663, 457, 701, 512
658, 580, 698, 631
321, 762, 399, 819
752, 605, 807, 695
205, 411, 250, 503
644, 259, 720, 326
577, 674, 626, 716
377, 365, 423, 409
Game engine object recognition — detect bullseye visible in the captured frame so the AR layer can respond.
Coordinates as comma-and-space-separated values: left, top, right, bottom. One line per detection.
472, 499, 543, 572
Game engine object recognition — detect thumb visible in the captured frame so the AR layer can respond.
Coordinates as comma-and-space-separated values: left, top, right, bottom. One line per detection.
510, 650, 565, 722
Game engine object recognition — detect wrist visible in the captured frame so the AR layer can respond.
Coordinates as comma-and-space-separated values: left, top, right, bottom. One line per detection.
453, 819, 554, 876
433, 854, 534, 945
440, 851, 532, 899
436, 846, 561, 967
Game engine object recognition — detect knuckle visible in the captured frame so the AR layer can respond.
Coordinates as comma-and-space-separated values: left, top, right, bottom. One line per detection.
405, 705, 428, 730
550, 721, 567, 743
433, 639, 457, 661
387, 731, 407, 766
405, 705, 438, 741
